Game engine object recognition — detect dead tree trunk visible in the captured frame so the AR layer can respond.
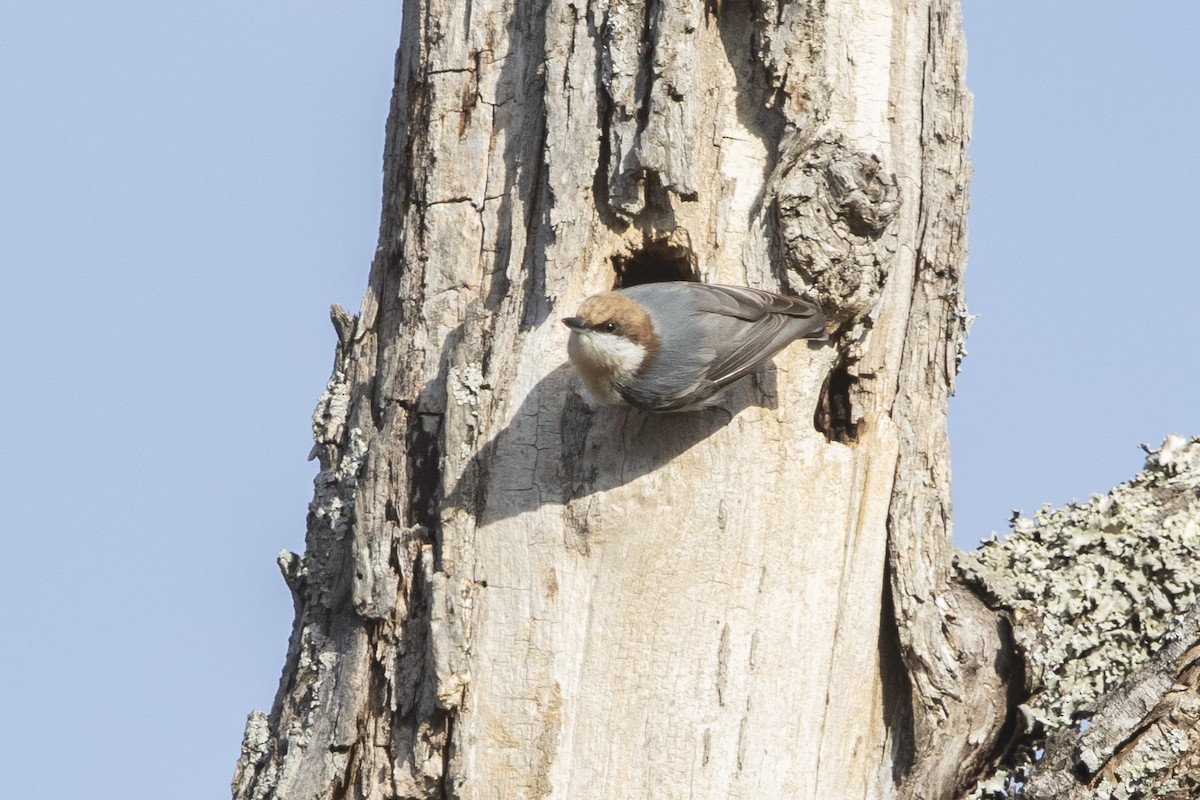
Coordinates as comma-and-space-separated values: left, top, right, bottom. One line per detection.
232, 0, 1017, 798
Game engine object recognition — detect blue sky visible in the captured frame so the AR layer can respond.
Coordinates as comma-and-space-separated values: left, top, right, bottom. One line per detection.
952, 4, 1200, 546
1, 3, 1197, 797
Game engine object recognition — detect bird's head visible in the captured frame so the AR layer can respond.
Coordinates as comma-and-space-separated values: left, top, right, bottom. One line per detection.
562, 291, 660, 389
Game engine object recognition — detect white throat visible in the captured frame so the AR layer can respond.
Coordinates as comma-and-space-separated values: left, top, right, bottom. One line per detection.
567, 331, 647, 406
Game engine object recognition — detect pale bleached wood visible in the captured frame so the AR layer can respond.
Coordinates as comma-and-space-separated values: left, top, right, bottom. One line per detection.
232, 1, 1015, 798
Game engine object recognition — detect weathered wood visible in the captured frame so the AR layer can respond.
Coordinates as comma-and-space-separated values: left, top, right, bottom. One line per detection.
233, 1, 1013, 798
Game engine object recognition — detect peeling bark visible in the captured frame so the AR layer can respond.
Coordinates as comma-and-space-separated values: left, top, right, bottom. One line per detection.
233, 1, 1014, 798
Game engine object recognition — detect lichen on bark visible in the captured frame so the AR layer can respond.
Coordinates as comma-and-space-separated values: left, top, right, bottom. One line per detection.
959, 435, 1200, 799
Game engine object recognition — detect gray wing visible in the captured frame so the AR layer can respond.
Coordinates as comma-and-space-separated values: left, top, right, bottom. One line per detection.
684, 284, 826, 387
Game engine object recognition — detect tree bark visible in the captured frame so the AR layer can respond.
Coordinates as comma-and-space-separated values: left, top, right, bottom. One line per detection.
1025, 602, 1200, 800
958, 435, 1200, 799
232, 1, 1016, 798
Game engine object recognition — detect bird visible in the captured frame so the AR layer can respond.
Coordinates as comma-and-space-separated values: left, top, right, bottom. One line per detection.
562, 281, 827, 412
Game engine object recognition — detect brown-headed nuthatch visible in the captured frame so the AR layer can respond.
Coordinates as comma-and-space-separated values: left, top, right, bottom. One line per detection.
562, 281, 827, 412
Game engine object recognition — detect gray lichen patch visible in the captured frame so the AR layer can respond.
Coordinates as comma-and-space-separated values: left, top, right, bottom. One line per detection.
307, 364, 370, 544
231, 710, 271, 799
449, 362, 486, 408
310, 426, 369, 539
310, 369, 352, 465
957, 434, 1200, 798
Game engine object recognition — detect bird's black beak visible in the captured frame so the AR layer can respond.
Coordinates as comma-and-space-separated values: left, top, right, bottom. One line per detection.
562, 317, 587, 331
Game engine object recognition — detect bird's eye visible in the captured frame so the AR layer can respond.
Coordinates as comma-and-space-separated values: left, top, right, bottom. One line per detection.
602, 322, 617, 333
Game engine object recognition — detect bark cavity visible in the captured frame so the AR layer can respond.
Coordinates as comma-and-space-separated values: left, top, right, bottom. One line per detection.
814, 356, 860, 443
611, 230, 699, 288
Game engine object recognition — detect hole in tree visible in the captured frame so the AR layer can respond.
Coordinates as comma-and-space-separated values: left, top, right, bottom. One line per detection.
814, 361, 860, 443
611, 239, 698, 288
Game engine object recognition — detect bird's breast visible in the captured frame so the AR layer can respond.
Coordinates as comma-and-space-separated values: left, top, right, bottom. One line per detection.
567, 331, 648, 406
